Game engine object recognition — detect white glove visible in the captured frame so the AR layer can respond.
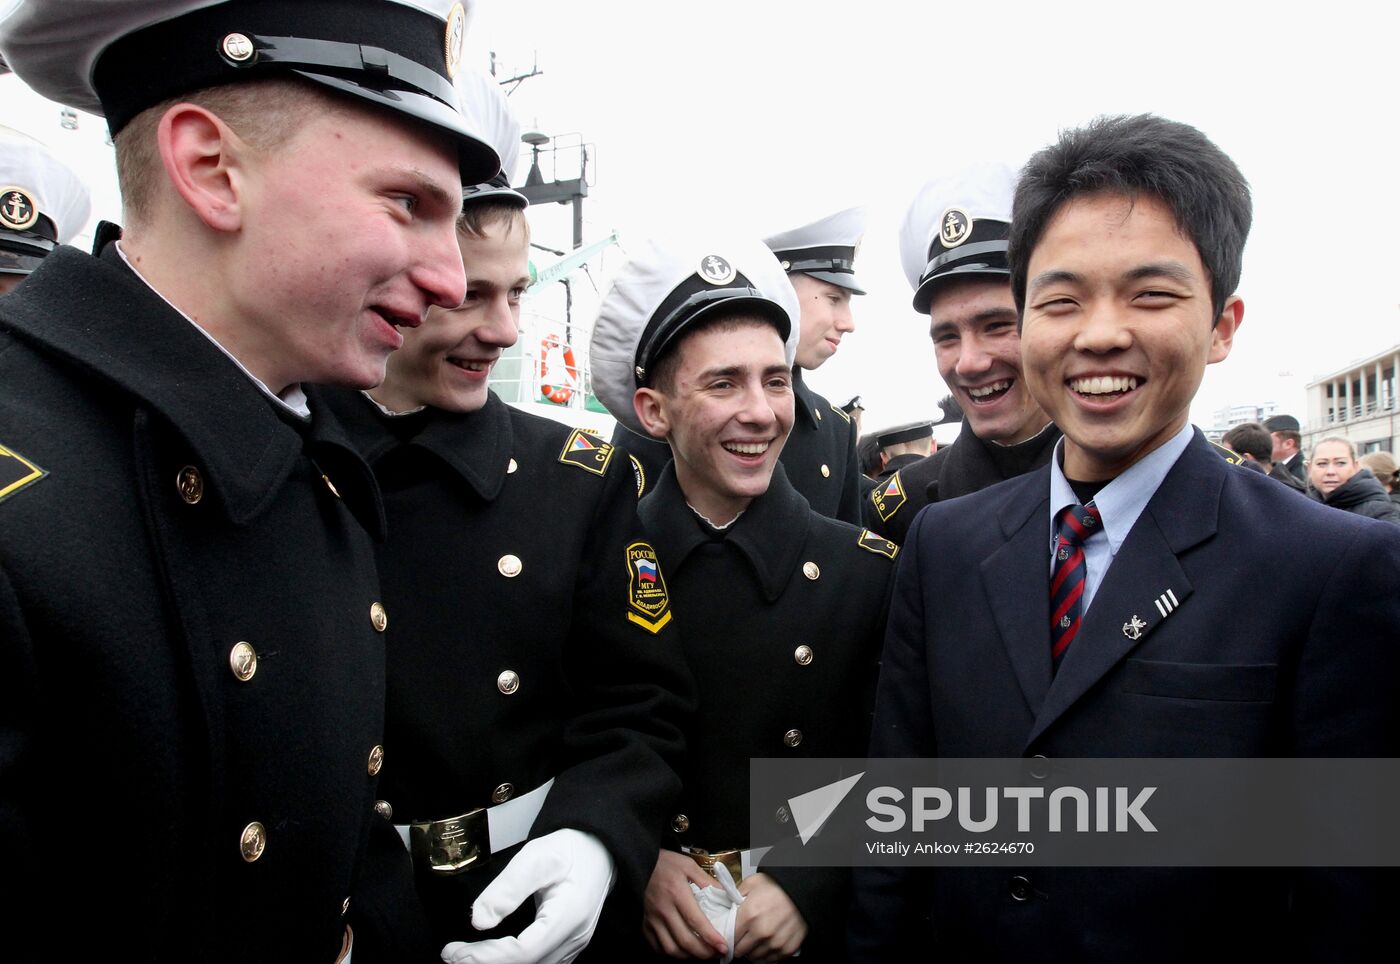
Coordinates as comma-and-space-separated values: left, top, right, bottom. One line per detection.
687, 862, 745, 964
440, 828, 616, 964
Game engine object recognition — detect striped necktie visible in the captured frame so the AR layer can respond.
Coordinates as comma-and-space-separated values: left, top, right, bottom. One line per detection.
1050, 502, 1102, 666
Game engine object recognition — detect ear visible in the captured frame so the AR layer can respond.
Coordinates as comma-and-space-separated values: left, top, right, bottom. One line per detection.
1207, 295, 1243, 365
634, 387, 670, 441
156, 103, 251, 233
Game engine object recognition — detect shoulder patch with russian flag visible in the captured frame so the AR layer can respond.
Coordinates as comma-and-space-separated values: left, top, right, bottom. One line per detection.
625, 541, 672, 634
857, 529, 899, 559
558, 428, 616, 476
870, 470, 906, 522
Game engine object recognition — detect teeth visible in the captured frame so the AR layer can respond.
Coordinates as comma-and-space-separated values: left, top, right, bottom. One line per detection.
450, 359, 487, 372
1071, 375, 1139, 395
723, 441, 770, 455
968, 380, 1010, 398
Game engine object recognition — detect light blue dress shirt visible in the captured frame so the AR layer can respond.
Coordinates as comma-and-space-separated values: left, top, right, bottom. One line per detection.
1048, 421, 1196, 615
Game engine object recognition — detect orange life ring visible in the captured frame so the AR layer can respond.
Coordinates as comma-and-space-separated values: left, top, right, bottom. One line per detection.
540, 334, 578, 405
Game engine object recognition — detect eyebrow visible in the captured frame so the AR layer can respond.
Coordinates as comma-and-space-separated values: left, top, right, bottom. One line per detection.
378, 165, 459, 217
1028, 261, 1199, 297
931, 306, 1019, 336
696, 364, 791, 380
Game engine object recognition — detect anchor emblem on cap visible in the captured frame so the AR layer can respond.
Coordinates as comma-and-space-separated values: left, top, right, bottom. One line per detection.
0, 188, 38, 231
698, 255, 735, 285
939, 207, 972, 248
1122, 615, 1146, 640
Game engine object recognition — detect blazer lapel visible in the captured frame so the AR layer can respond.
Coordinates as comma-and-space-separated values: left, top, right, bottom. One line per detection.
1024, 431, 1225, 749
980, 473, 1055, 717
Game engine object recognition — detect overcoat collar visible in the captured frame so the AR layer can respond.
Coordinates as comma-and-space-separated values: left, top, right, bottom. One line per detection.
0, 247, 382, 536
639, 460, 811, 603
331, 389, 515, 503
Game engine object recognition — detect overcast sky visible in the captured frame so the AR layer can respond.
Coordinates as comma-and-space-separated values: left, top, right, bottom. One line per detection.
5, 0, 1396, 437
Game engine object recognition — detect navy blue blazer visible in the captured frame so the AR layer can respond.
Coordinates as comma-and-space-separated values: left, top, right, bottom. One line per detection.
850, 430, 1400, 962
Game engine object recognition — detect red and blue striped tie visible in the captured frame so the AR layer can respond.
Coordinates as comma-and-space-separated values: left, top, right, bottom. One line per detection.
1050, 502, 1102, 666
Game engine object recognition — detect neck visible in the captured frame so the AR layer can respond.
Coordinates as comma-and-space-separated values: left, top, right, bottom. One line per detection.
122, 227, 293, 396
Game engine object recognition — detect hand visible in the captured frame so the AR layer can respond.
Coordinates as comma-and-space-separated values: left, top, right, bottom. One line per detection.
440, 829, 615, 964
732, 874, 806, 962
642, 850, 729, 959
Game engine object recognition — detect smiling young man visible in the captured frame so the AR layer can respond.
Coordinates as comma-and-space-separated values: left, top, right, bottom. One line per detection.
590, 236, 895, 962
867, 165, 1057, 545
0, 2, 499, 960
851, 114, 1400, 962
608, 210, 868, 525
316, 73, 693, 964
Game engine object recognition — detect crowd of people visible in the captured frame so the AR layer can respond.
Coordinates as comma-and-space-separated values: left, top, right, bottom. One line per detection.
2, 3, 1398, 963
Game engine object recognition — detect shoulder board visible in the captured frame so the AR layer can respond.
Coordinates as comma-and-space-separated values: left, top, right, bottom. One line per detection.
869, 470, 907, 522
0, 443, 47, 504
629, 454, 647, 498
857, 529, 899, 559
558, 428, 616, 476
829, 401, 851, 423
1209, 440, 1244, 465
625, 541, 672, 634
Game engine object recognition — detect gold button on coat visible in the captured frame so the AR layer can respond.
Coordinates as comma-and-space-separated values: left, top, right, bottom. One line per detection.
671, 814, 690, 833
229, 641, 257, 682
803, 562, 820, 580
240, 821, 266, 862
491, 783, 514, 804
322, 474, 341, 499
794, 645, 814, 666
370, 602, 388, 633
373, 799, 393, 821
507, 458, 518, 474
815, 407, 823, 421
176, 465, 203, 505
498, 554, 523, 577
367, 745, 384, 776
497, 670, 520, 695
783, 728, 803, 748
820, 464, 830, 478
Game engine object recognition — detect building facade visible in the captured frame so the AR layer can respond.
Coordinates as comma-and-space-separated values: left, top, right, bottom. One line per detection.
1305, 342, 1400, 455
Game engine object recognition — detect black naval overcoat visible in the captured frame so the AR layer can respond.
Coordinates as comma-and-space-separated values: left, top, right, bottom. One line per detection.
865, 419, 1062, 546
610, 369, 863, 525
637, 462, 895, 960
0, 248, 397, 962
318, 389, 694, 951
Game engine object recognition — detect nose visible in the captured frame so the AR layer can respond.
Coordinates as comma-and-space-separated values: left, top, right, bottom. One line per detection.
1073, 300, 1134, 354
834, 302, 855, 333
954, 331, 994, 378
479, 293, 520, 349
736, 381, 780, 429
414, 223, 468, 310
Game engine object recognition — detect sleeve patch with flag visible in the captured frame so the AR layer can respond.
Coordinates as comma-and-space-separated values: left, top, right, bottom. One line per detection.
558, 428, 616, 476
0, 443, 46, 504
625, 541, 672, 633
857, 529, 899, 559
870, 471, 907, 522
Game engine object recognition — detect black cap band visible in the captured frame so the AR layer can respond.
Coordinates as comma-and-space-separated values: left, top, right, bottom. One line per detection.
633, 271, 790, 386
93, 0, 455, 135
772, 243, 856, 276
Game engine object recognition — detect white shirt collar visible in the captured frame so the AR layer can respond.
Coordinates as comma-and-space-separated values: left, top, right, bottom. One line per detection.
1049, 421, 1196, 553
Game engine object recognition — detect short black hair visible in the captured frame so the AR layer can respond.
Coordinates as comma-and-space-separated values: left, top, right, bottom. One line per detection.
1009, 114, 1252, 322
1222, 422, 1272, 463
648, 309, 787, 395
